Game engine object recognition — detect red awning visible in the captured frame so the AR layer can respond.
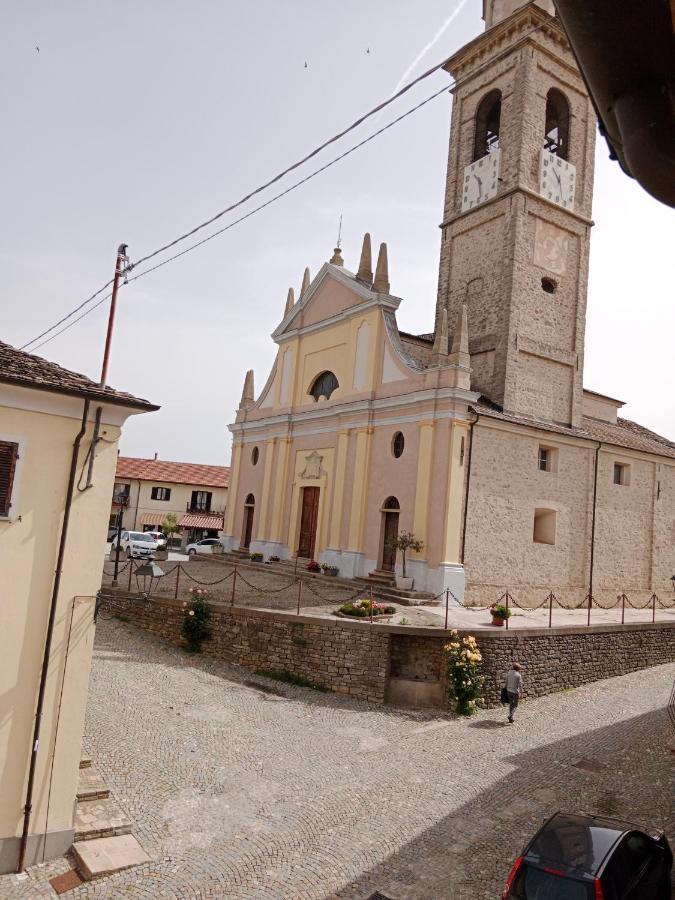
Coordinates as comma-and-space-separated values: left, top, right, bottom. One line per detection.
139, 512, 168, 526
179, 514, 224, 529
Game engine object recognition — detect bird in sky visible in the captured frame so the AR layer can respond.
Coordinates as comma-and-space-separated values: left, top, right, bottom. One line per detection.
366, 47, 370, 54
304, 61, 308, 68
35, 45, 40, 53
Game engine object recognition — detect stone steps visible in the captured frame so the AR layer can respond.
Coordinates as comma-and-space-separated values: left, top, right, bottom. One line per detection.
72, 834, 150, 880
79, 755, 92, 769
74, 797, 132, 841
76, 767, 110, 801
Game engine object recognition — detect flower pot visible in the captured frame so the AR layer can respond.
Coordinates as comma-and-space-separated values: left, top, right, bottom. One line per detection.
396, 575, 413, 590
155, 549, 169, 561
491, 615, 506, 627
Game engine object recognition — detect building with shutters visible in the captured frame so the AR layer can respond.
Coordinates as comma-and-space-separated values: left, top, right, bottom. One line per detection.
0, 340, 156, 872
111, 457, 229, 545
221, 0, 675, 605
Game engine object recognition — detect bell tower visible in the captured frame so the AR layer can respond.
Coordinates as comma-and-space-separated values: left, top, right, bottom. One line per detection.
436, 0, 596, 427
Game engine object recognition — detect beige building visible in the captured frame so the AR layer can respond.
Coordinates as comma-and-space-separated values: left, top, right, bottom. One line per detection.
112, 457, 229, 544
222, 0, 674, 605
0, 341, 156, 872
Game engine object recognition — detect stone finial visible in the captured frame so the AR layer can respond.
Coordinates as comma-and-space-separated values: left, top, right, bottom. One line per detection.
285, 287, 295, 316
432, 308, 449, 364
356, 233, 373, 285
330, 246, 344, 266
449, 303, 470, 367
239, 369, 255, 409
300, 267, 311, 299
373, 242, 390, 294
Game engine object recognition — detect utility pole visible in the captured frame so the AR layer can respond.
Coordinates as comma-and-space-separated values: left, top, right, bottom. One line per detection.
100, 243, 128, 386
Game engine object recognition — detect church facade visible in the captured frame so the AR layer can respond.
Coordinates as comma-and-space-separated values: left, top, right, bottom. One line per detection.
221, 0, 674, 606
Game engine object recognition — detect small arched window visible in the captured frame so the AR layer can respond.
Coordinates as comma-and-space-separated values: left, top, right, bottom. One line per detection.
309, 371, 339, 401
244, 493, 255, 506
382, 496, 400, 511
392, 432, 405, 458
544, 88, 570, 159
251, 446, 259, 465
473, 89, 502, 160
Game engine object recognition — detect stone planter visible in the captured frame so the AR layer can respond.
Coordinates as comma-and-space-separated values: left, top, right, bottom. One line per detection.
396, 575, 413, 591
322, 570, 338, 577
154, 549, 169, 561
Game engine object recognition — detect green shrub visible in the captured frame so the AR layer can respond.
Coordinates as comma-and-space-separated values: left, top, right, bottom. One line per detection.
444, 630, 484, 716
181, 588, 212, 653
490, 603, 512, 619
337, 598, 396, 617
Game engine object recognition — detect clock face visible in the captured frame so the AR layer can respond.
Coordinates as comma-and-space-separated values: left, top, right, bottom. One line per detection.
462, 149, 500, 212
539, 149, 576, 210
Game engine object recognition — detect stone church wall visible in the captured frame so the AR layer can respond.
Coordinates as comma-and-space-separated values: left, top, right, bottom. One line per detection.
463, 419, 675, 606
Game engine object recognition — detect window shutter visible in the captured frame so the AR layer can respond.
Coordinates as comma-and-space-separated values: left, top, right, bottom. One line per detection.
0, 441, 19, 517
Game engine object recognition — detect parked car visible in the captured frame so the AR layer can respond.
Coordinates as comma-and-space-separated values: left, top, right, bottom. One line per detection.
502, 812, 672, 899
146, 531, 167, 550
112, 530, 158, 560
186, 538, 223, 556
107, 526, 119, 542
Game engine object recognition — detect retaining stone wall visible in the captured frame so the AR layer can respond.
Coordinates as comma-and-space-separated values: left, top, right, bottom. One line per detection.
101, 592, 675, 709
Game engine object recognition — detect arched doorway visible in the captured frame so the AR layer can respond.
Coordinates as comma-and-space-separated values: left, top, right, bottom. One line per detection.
241, 494, 255, 549
380, 496, 400, 572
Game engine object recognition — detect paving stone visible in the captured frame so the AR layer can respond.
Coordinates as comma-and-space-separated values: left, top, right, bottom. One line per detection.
74, 797, 132, 840
1, 619, 672, 899
76, 767, 109, 801
73, 834, 150, 879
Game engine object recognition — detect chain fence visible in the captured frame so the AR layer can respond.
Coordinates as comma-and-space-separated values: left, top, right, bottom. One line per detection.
100, 555, 675, 626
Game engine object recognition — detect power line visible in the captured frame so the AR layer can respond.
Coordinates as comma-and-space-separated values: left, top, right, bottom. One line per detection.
29, 84, 451, 352
21, 279, 114, 351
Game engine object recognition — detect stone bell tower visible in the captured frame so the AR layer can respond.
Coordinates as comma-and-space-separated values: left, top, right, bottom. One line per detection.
436, 0, 596, 427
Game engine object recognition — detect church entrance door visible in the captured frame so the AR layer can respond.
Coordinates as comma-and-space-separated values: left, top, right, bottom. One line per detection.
380, 496, 400, 571
297, 486, 319, 559
241, 494, 255, 549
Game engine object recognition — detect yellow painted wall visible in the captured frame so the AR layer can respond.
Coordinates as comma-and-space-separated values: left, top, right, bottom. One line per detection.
0, 401, 126, 865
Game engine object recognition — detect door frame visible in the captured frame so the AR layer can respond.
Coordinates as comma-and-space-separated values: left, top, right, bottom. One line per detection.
379, 496, 400, 571
241, 494, 255, 549
297, 485, 320, 559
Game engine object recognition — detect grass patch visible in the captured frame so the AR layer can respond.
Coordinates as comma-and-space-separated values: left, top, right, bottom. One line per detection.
254, 668, 327, 692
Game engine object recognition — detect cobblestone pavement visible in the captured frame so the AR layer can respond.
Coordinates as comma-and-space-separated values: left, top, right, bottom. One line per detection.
3, 620, 672, 900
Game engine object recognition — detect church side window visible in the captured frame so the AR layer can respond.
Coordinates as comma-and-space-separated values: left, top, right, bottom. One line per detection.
309, 371, 339, 402
473, 89, 501, 160
544, 88, 570, 159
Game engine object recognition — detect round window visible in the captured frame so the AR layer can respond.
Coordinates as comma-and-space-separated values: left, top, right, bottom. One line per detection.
392, 432, 405, 458
251, 446, 259, 465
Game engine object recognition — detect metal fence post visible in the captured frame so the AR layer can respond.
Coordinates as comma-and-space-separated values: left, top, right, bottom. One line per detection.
128, 560, 133, 592
297, 578, 303, 615
587, 591, 592, 627
548, 592, 553, 629
652, 593, 657, 623
444, 588, 449, 630
174, 563, 181, 600
231, 566, 237, 606
621, 592, 626, 625
505, 591, 510, 630
369, 585, 374, 624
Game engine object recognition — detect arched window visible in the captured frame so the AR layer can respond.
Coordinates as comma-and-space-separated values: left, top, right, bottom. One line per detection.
473, 89, 502, 160
382, 496, 400, 511
245, 493, 255, 506
544, 88, 570, 159
392, 432, 405, 458
251, 446, 259, 465
309, 371, 339, 401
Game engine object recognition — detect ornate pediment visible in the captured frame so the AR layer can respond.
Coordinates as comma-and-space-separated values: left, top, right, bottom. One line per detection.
300, 451, 326, 479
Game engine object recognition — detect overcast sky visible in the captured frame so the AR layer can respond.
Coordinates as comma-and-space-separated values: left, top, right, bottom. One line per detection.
3, 1, 673, 465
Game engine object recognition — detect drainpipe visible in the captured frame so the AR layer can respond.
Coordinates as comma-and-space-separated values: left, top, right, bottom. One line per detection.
18, 397, 91, 872
460, 413, 477, 564
588, 441, 601, 602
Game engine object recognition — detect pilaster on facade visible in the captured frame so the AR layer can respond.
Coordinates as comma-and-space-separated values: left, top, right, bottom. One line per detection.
411, 420, 436, 559
255, 438, 277, 541
328, 428, 351, 550
347, 427, 373, 552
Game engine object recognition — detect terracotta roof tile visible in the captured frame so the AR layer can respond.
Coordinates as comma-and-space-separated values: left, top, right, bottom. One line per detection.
116, 457, 230, 488
472, 399, 675, 459
0, 340, 157, 410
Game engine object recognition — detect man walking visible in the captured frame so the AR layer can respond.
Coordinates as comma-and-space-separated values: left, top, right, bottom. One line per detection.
505, 663, 523, 724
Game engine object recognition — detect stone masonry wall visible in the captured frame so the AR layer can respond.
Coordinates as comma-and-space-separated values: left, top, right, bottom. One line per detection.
101, 593, 389, 703
101, 592, 674, 710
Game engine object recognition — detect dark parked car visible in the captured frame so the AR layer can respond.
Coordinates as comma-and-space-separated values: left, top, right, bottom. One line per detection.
502, 812, 672, 899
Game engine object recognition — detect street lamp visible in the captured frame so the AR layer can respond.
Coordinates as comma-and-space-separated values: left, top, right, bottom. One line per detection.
135, 562, 165, 599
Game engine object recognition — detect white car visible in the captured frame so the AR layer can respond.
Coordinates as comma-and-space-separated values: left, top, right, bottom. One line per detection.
186, 538, 223, 556
113, 530, 158, 559
146, 530, 168, 550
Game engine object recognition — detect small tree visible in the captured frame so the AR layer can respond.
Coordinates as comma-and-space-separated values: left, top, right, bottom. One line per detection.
387, 531, 424, 577
162, 513, 180, 549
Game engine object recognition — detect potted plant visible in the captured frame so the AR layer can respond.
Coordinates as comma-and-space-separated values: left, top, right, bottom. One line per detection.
489, 603, 512, 626
306, 560, 320, 573
269, 555, 280, 563
387, 531, 424, 590
249, 551, 263, 562
321, 564, 339, 577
